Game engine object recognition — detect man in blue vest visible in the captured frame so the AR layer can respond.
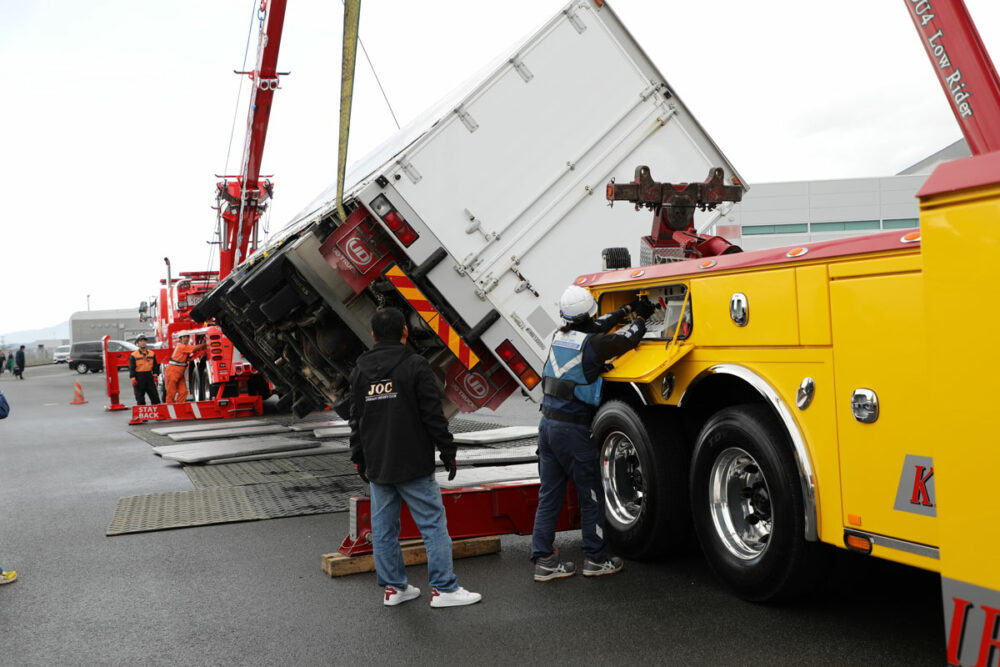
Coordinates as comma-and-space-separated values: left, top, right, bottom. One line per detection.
532, 285, 656, 581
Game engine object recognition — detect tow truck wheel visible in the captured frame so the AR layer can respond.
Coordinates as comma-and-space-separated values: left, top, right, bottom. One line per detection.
196, 362, 209, 401
188, 364, 203, 401
690, 404, 827, 602
593, 400, 690, 559
75, 362, 89, 375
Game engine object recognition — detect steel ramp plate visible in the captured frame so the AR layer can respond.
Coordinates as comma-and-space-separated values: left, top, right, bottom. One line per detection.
161, 439, 320, 464
149, 419, 268, 435
167, 424, 289, 442
216, 442, 350, 464
107, 477, 368, 535
437, 463, 540, 489
289, 420, 347, 432
313, 425, 351, 438
184, 453, 357, 489
451, 445, 538, 466
152, 436, 311, 457
447, 418, 503, 433
452, 426, 538, 444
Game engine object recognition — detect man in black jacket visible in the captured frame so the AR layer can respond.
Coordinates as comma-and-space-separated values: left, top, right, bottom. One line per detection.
349, 307, 482, 608
13, 346, 25, 380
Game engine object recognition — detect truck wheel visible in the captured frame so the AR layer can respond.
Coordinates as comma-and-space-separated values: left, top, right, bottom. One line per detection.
239, 256, 286, 300
196, 362, 209, 401
190, 287, 222, 323
592, 400, 690, 559
690, 404, 826, 601
601, 247, 632, 270
188, 365, 201, 401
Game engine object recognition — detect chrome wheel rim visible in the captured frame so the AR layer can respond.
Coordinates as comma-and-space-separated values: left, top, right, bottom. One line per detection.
600, 430, 644, 527
708, 447, 773, 560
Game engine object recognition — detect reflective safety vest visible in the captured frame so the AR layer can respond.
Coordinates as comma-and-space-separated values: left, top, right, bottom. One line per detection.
541, 330, 602, 407
168, 343, 196, 368
131, 349, 156, 373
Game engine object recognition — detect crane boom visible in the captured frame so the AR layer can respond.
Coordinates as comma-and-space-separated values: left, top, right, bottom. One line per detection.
217, 0, 288, 279
905, 0, 1000, 155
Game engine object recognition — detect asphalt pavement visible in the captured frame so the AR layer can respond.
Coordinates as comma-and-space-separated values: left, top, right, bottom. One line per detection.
0, 364, 944, 665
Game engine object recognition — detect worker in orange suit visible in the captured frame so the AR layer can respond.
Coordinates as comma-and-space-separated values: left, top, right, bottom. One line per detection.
164, 333, 206, 404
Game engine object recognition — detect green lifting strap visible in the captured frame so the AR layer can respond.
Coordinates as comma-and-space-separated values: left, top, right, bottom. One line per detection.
337, 0, 362, 223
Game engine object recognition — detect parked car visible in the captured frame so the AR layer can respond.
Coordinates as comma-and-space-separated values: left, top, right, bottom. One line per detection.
53, 345, 70, 364
67, 340, 138, 374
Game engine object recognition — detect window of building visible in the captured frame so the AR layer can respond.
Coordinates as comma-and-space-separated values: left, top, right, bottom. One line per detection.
741, 223, 808, 235
811, 220, 879, 232
883, 218, 918, 229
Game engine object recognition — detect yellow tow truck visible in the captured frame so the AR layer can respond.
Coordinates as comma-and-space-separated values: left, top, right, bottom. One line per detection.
579, 2, 1000, 664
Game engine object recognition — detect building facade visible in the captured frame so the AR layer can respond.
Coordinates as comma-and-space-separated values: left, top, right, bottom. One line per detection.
69, 309, 153, 344
711, 140, 970, 251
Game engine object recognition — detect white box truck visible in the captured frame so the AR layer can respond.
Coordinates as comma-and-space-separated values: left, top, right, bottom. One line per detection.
192, 0, 743, 417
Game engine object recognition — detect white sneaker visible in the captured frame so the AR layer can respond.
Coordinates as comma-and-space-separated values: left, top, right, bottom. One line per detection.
430, 586, 482, 608
383, 584, 420, 606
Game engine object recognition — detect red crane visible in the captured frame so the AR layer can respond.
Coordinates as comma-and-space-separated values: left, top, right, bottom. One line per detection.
216, 0, 288, 279
905, 0, 1000, 155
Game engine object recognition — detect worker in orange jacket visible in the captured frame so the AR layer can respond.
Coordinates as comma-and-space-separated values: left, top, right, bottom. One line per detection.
164, 333, 206, 404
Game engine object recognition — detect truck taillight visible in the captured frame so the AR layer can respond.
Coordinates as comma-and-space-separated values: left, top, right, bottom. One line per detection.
371, 195, 419, 248
495, 340, 540, 389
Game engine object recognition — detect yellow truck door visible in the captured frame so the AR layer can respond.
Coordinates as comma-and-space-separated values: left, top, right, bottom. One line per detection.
829, 252, 939, 564
830, 254, 944, 569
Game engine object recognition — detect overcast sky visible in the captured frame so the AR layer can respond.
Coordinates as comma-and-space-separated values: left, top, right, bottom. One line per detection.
2, 0, 998, 336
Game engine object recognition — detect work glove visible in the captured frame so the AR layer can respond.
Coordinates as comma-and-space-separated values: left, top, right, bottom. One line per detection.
131, 378, 137, 387
627, 297, 642, 313
355, 461, 369, 484
440, 453, 457, 481
634, 297, 656, 320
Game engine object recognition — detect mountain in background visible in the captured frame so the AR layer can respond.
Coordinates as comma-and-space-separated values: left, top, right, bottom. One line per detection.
1, 321, 70, 345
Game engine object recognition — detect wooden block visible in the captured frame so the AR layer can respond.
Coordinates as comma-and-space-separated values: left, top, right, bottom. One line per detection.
321, 536, 501, 577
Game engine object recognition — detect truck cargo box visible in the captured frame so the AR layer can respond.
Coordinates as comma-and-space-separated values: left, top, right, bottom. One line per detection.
195, 0, 743, 416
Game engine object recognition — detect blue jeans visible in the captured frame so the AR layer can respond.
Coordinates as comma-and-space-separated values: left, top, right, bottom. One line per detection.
531, 416, 607, 562
369, 474, 459, 592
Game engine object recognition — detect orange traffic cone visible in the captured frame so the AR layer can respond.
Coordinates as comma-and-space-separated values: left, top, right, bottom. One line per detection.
70, 381, 87, 405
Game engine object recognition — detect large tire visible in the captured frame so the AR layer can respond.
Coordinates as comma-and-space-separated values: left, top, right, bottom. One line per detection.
592, 400, 691, 559
239, 256, 287, 300
190, 286, 223, 322
196, 362, 209, 401
601, 247, 632, 270
690, 404, 828, 602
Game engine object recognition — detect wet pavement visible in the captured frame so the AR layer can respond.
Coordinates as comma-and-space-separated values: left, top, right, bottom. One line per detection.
0, 365, 944, 665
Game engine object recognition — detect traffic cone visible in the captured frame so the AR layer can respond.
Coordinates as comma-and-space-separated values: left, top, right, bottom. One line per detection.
70, 381, 87, 405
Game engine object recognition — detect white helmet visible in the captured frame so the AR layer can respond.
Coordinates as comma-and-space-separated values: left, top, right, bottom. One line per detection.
559, 285, 597, 322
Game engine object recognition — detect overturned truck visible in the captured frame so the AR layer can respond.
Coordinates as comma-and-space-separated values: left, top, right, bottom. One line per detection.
191, 0, 743, 419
